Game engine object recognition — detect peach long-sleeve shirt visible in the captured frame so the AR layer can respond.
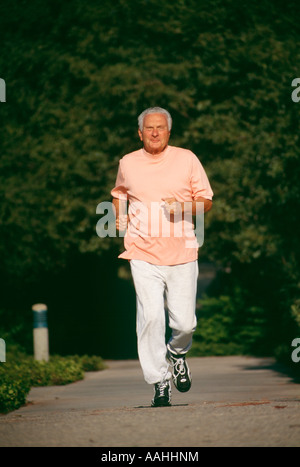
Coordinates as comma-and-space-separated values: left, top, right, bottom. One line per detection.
111, 145, 213, 265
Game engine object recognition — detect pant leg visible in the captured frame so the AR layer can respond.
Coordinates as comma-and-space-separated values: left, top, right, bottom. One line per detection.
130, 259, 171, 385
165, 260, 198, 355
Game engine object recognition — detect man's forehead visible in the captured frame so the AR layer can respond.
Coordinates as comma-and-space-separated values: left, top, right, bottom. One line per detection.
143, 113, 168, 125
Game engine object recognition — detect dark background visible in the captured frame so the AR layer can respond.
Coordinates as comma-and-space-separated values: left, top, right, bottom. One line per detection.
0, 0, 300, 363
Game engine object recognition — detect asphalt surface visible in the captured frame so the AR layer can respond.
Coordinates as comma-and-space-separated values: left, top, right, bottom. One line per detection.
0, 356, 300, 447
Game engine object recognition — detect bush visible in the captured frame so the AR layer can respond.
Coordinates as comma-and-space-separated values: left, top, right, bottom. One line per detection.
72, 354, 107, 372
0, 371, 31, 414
26, 356, 85, 386
0, 351, 106, 414
190, 287, 268, 357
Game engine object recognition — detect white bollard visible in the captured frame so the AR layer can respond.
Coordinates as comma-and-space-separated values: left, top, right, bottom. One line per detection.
32, 303, 49, 362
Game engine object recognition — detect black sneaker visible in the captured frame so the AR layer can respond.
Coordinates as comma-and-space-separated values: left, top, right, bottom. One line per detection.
167, 351, 192, 393
151, 380, 171, 407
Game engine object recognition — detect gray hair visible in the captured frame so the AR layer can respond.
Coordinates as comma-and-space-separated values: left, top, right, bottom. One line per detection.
138, 107, 172, 131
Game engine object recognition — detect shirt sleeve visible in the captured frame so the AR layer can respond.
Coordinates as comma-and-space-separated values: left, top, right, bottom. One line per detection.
111, 160, 128, 200
190, 154, 214, 201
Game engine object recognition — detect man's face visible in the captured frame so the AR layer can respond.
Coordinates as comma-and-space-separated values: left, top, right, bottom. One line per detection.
138, 113, 170, 155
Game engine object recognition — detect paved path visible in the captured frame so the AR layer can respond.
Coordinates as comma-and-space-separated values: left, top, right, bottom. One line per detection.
0, 356, 300, 447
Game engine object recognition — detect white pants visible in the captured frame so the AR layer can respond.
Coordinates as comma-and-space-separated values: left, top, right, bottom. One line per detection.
130, 259, 198, 385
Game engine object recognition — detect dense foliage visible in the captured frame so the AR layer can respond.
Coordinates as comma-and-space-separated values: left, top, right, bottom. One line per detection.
1, 0, 300, 361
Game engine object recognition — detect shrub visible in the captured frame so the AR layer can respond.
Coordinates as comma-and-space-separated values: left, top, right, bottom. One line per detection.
27, 357, 85, 386
190, 287, 268, 357
72, 354, 107, 372
0, 351, 106, 413
0, 371, 31, 414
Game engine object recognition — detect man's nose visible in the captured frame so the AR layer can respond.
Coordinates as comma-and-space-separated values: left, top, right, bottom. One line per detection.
152, 127, 159, 136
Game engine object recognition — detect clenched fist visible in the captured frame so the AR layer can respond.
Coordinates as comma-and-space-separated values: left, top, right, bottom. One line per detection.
116, 214, 128, 231
162, 198, 182, 215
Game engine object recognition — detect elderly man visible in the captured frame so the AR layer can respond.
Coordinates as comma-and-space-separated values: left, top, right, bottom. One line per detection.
111, 107, 213, 407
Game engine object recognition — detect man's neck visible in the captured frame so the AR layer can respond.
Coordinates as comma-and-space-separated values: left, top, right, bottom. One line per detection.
143, 145, 169, 156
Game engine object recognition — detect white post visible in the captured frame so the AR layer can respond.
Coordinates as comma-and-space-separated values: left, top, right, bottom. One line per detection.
32, 303, 49, 362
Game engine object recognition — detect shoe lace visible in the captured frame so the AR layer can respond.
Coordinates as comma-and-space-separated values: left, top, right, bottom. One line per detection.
173, 358, 186, 376
158, 381, 169, 396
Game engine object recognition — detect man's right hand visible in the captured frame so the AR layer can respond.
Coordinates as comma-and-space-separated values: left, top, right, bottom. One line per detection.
112, 198, 128, 231
116, 214, 128, 231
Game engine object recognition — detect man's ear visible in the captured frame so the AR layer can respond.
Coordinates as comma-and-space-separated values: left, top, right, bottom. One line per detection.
138, 129, 143, 141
